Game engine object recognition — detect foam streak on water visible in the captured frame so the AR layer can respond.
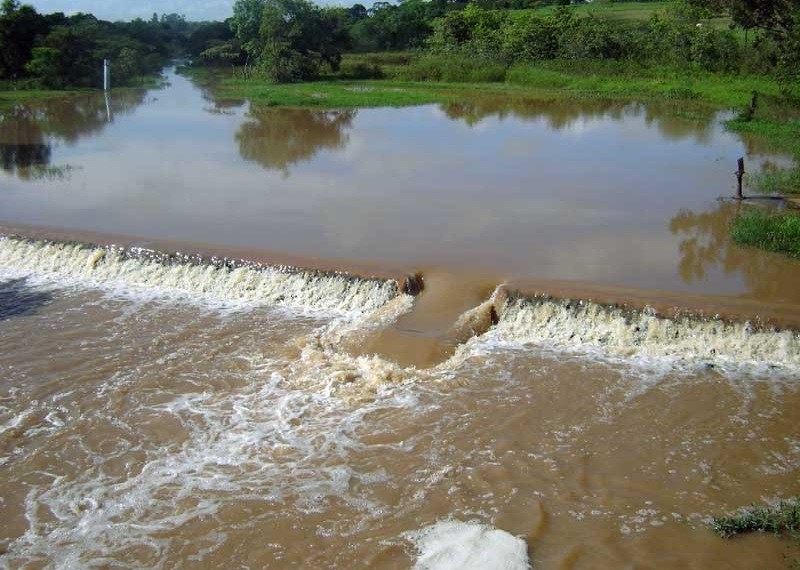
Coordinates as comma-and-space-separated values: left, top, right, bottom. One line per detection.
0, 236, 398, 315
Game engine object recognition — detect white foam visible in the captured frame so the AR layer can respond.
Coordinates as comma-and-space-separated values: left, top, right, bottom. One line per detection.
406, 520, 529, 570
0, 236, 398, 315
491, 296, 800, 377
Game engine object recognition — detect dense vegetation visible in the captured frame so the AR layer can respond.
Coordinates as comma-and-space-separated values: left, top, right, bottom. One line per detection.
0, 0, 204, 88
215, 0, 800, 89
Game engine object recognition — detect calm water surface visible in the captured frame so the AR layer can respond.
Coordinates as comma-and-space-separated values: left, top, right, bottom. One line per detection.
2, 68, 798, 303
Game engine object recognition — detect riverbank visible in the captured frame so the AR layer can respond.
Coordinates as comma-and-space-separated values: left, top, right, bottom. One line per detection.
0, 74, 166, 113
0, 88, 85, 113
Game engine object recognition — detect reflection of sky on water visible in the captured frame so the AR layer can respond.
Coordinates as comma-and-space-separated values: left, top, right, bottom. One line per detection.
1, 68, 798, 302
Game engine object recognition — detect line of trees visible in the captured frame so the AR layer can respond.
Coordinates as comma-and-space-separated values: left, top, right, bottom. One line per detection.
2, 0, 796, 89
0, 0, 203, 88
219, 0, 798, 86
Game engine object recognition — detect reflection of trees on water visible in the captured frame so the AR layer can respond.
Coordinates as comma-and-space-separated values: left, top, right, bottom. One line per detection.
236, 108, 356, 173
197, 82, 246, 116
0, 89, 147, 180
669, 201, 800, 301
0, 143, 51, 177
440, 99, 715, 144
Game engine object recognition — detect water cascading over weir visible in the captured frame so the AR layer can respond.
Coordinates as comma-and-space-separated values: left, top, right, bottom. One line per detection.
1, 229, 799, 377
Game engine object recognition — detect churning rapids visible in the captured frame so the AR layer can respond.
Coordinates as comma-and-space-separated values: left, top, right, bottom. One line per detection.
1, 69, 799, 569
0, 234, 799, 569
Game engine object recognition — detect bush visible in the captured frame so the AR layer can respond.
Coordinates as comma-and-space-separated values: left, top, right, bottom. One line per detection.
337, 61, 384, 79
397, 54, 507, 82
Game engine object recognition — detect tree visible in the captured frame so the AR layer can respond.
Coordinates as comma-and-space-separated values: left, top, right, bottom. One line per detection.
0, 2, 48, 79
232, 0, 348, 82
231, 0, 266, 62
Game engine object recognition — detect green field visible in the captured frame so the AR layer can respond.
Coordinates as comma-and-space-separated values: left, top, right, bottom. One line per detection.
512, 1, 674, 20
511, 1, 738, 34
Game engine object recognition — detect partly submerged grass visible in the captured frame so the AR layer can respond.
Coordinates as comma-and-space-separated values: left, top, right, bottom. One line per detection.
204, 58, 783, 111
0, 89, 85, 112
749, 168, 800, 195
217, 78, 456, 107
503, 61, 779, 107
731, 209, 800, 258
711, 497, 800, 538
0, 73, 164, 113
204, 54, 784, 110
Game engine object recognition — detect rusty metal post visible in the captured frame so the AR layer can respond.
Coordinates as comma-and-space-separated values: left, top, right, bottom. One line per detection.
735, 157, 745, 200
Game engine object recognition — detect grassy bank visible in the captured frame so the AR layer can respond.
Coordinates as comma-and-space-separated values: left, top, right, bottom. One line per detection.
0, 73, 165, 113
189, 57, 783, 110
731, 209, 800, 258
0, 88, 85, 112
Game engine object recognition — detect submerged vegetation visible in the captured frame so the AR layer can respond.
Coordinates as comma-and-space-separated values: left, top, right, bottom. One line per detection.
711, 497, 800, 539
731, 209, 800, 258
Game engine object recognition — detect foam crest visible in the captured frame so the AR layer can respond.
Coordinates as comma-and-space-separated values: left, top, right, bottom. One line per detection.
406, 520, 529, 570
0, 236, 398, 315
492, 295, 800, 376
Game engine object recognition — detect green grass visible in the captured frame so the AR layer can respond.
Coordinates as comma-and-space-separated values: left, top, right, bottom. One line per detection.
503, 61, 779, 107
0, 89, 85, 112
711, 497, 800, 538
511, 1, 737, 30
749, 169, 800, 195
202, 57, 782, 111
217, 78, 457, 107
731, 209, 800, 258
512, 2, 673, 20
0, 72, 165, 113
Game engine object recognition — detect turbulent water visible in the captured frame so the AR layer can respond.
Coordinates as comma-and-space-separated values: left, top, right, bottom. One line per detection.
2, 68, 800, 569
1, 236, 799, 569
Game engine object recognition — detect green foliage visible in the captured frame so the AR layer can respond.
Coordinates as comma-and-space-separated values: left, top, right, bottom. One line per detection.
396, 54, 508, 81
0, 3, 192, 88
750, 168, 800, 195
348, 0, 436, 52
426, 4, 746, 71
731, 209, 800, 258
231, 0, 349, 82
711, 497, 800, 538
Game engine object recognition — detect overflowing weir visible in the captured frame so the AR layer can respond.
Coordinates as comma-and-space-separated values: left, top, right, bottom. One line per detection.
0, 235, 408, 315
1, 233, 798, 375
490, 290, 800, 375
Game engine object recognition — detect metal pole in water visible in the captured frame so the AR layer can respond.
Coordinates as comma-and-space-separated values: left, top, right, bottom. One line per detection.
104, 90, 111, 122
103, 59, 110, 91
735, 157, 745, 200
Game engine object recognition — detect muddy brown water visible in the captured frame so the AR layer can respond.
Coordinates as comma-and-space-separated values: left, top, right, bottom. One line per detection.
1, 69, 799, 569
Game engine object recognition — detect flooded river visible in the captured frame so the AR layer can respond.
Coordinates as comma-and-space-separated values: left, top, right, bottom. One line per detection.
1, 69, 799, 569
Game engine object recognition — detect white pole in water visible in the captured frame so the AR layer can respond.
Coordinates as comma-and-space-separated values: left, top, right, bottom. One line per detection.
103, 59, 110, 91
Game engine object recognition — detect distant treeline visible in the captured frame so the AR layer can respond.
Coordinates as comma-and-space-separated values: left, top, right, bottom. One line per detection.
0, 0, 206, 88
2, 0, 797, 90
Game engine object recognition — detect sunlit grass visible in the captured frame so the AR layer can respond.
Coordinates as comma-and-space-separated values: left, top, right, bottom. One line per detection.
731, 209, 800, 258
